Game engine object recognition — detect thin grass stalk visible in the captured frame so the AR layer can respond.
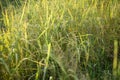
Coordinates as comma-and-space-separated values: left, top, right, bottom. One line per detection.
43, 43, 51, 80
113, 39, 118, 76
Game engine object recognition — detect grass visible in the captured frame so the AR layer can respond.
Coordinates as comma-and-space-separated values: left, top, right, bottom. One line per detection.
0, 0, 120, 80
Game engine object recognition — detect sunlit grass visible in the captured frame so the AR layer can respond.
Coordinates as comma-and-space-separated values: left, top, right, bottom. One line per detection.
0, 0, 120, 80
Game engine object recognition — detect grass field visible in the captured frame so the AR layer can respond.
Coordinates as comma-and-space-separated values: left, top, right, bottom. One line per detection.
0, 0, 120, 80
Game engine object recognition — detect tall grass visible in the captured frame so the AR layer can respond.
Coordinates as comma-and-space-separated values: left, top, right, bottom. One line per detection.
0, 0, 120, 80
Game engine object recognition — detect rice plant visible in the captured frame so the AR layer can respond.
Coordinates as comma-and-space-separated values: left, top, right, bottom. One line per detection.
0, 0, 120, 80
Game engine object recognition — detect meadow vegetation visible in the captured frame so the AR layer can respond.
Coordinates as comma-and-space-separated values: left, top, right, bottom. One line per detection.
0, 0, 120, 80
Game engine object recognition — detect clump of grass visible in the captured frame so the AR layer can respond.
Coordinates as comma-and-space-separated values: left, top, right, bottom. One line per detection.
0, 0, 120, 80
